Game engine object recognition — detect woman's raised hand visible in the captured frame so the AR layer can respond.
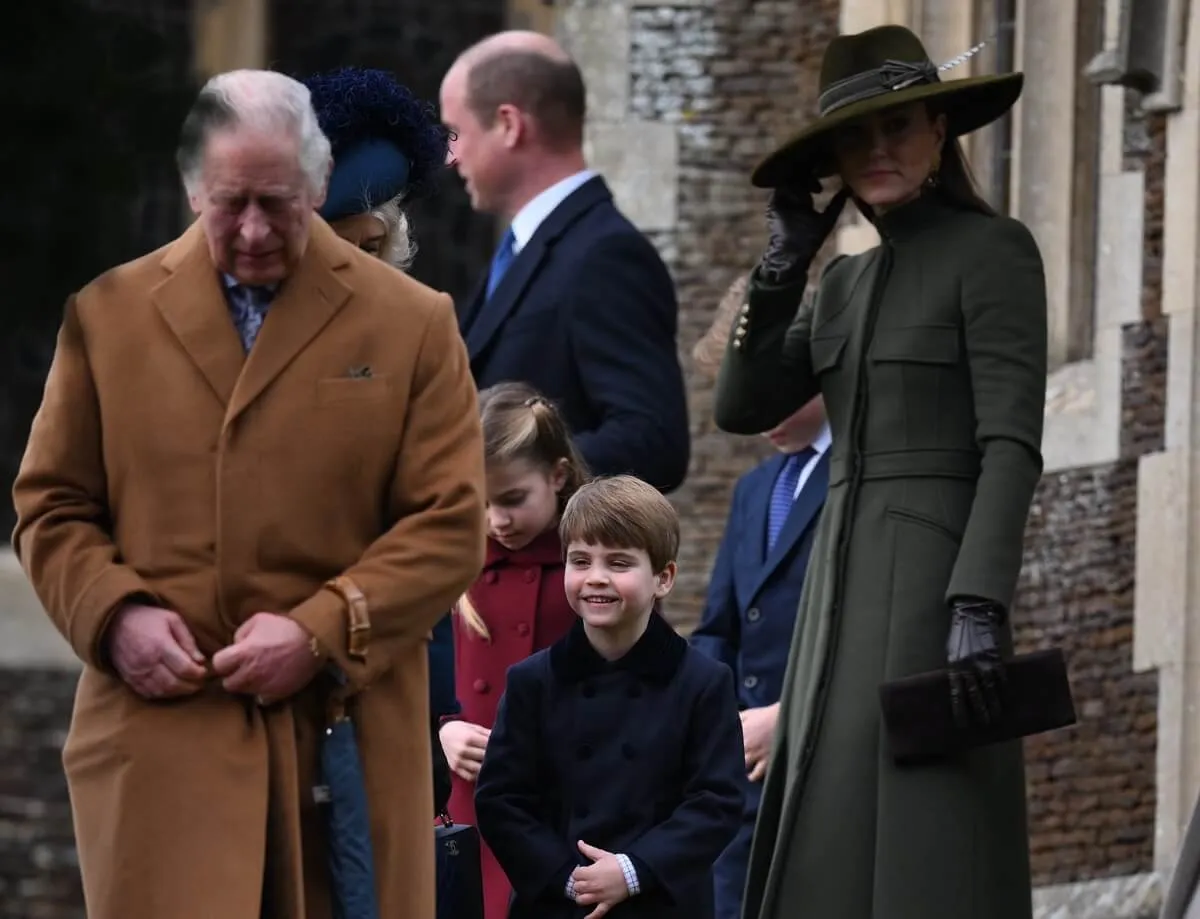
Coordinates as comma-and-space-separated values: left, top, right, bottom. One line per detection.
759, 184, 850, 284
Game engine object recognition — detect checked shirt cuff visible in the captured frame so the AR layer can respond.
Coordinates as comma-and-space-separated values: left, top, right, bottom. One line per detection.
564, 855, 641, 900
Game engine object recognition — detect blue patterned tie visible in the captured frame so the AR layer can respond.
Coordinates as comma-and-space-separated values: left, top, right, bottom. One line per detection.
226, 283, 275, 352
767, 448, 814, 551
485, 227, 517, 300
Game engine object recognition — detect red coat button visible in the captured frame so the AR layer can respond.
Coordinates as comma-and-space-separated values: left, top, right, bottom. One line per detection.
523, 569, 537, 583
517, 622, 530, 637
473, 678, 489, 693
484, 571, 498, 584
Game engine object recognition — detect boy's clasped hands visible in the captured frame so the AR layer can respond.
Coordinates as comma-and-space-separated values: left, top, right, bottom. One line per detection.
569, 840, 631, 918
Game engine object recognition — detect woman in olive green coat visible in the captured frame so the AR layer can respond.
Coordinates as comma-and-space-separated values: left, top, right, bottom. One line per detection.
716, 25, 1047, 919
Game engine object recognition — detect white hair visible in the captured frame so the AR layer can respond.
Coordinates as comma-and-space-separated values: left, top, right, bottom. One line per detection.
176, 69, 332, 196
371, 196, 417, 271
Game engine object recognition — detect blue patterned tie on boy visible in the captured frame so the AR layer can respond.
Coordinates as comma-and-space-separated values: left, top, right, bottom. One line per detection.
766, 447, 815, 551
485, 227, 517, 300
226, 282, 276, 352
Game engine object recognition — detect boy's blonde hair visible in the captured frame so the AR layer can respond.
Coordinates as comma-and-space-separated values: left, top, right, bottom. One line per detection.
456, 381, 590, 640
558, 475, 679, 573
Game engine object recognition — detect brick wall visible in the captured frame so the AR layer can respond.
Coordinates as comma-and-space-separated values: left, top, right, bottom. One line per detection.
0, 669, 82, 919
639, 0, 842, 629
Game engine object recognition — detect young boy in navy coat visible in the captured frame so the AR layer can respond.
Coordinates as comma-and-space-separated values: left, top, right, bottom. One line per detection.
474, 475, 744, 919
688, 274, 831, 919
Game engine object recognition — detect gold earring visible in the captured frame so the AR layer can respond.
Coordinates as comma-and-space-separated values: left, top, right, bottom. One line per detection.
926, 154, 941, 187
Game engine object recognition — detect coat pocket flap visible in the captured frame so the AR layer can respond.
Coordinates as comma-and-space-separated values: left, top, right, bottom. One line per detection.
870, 324, 960, 365
810, 334, 848, 373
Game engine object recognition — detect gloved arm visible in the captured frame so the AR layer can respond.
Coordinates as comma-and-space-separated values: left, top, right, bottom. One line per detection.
714, 184, 849, 435
945, 597, 1007, 729
758, 183, 849, 285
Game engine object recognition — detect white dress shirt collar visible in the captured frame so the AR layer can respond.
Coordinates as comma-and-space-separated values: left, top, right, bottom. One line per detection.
509, 169, 598, 254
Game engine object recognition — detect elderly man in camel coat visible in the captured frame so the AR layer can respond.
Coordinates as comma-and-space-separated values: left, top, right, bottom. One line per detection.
11, 68, 486, 919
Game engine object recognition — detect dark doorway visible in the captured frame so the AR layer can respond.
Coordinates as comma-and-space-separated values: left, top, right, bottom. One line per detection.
0, 0, 195, 541
269, 0, 506, 304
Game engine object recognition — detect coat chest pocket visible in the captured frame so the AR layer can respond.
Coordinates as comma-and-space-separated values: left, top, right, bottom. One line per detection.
810, 334, 847, 374
316, 375, 392, 405
870, 324, 960, 365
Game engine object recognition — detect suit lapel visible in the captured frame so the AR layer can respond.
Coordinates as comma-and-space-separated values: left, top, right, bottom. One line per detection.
733, 458, 779, 612
152, 221, 245, 407
463, 234, 547, 359
226, 218, 352, 425
750, 452, 829, 600
463, 176, 613, 362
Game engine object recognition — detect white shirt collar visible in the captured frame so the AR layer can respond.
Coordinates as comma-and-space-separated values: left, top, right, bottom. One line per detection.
509, 169, 598, 253
810, 424, 832, 456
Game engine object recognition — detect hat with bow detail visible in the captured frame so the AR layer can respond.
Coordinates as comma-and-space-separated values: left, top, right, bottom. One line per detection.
752, 25, 1023, 188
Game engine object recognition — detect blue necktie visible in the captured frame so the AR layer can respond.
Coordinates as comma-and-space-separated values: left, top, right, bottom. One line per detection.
767, 448, 814, 551
485, 227, 516, 300
226, 283, 275, 352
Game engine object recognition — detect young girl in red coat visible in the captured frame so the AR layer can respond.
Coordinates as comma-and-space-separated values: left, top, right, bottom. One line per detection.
440, 381, 588, 919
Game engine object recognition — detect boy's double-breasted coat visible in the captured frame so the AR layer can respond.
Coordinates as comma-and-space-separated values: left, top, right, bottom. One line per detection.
715, 192, 1047, 919
473, 612, 745, 919
447, 528, 576, 919
11, 217, 487, 919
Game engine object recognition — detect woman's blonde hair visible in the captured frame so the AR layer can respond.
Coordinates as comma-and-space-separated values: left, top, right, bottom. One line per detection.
456, 382, 590, 639
692, 272, 751, 380
371, 195, 416, 270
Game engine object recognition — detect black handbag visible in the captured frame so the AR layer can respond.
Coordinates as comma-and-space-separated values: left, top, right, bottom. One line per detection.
435, 812, 484, 919
879, 648, 1077, 765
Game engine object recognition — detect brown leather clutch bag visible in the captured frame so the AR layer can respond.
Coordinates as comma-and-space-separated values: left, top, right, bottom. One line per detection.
878, 648, 1077, 765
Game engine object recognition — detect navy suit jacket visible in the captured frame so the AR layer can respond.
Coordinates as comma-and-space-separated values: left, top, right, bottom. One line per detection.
458, 176, 689, 492
474, 613, 744, 919
690, 451, 829, 712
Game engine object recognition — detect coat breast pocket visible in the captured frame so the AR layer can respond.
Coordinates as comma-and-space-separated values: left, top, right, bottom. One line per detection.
315, 375, 392, 405
870, 324, 960, 366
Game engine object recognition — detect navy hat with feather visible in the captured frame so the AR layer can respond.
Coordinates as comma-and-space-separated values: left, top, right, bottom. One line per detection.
303, 67, 450, 222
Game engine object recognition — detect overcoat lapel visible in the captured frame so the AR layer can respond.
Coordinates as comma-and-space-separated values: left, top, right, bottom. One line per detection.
227, 219, 352, 425
152, 220, 245, 407
462, 176, 613, 361
749, 453, 829, 601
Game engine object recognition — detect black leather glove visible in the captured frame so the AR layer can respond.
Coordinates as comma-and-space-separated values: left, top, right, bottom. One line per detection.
946, 598, 1007, 730
758, 183, 850, 285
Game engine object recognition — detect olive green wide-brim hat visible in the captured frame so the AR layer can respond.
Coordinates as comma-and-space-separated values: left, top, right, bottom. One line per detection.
752, 24, 1024, 189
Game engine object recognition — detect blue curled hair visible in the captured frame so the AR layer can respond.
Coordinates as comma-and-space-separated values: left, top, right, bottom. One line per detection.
303, 67, 450, 219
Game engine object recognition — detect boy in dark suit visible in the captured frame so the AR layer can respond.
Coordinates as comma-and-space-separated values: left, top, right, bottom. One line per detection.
474, 475, 744, 919
688, 274, 831, 919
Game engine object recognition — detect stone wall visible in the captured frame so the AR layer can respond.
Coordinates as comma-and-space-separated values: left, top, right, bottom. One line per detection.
1011, 104, 1168, 890
621, 0, 842, 629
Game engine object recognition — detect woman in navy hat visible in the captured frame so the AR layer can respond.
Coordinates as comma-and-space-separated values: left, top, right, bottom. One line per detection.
302, 67, 457, 815
303, 67, 450, 270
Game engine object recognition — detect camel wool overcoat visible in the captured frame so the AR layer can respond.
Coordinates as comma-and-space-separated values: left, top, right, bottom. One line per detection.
11, 216, 488, 919
715, 192, 1047, 919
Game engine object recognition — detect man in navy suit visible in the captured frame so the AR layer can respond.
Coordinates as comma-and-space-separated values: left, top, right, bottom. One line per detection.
440, 30, 689, 492
689, 275, 831, 919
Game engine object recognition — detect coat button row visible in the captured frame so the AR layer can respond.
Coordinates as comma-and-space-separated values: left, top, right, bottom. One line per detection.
473, 678, 489, 693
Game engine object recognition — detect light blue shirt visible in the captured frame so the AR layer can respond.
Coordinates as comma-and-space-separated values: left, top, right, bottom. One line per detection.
509, 169, 598, 253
